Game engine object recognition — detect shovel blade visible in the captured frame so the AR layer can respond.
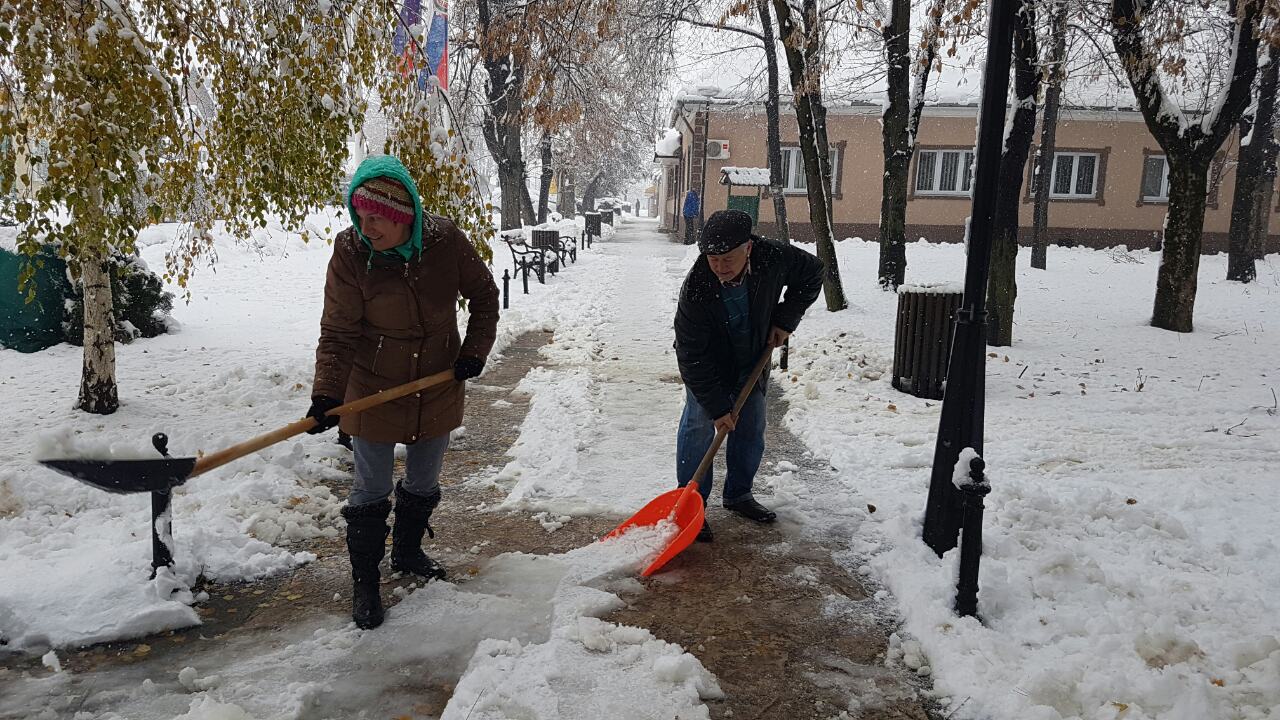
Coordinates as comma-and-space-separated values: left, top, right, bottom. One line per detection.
40, 458, 197, 495
605, 486, 705, 577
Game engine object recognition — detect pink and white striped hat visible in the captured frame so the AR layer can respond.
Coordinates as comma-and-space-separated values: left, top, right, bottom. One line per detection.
351, 176, 415, 226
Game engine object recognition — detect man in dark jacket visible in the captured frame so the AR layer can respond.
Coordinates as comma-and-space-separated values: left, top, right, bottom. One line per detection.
674, 209, 824, 542
307, 155, 499, 629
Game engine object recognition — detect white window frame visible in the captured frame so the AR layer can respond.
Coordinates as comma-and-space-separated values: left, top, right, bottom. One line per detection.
1141, 154, 1170, 203
914, 149, 975, 196
1050, 151, 1099, 199
779, 146, 840, 194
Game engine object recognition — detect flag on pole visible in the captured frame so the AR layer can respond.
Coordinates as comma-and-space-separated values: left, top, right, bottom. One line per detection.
393, 0, 447, 94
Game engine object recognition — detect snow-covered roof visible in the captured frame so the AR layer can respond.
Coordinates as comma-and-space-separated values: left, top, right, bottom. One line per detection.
719, 167, 771, 187
654, 129, 681, 157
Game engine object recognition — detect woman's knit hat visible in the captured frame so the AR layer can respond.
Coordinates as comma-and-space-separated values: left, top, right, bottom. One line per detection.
351, 176, 415, 226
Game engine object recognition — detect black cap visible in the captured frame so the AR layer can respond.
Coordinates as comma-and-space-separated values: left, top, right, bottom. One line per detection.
698, 209, 753, 255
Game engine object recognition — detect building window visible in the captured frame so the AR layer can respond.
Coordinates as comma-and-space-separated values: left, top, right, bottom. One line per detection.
915, 149, 974, 196
779, 146, 839, 193
1141, 155, 1169, 202
1050, 152, 1099, 199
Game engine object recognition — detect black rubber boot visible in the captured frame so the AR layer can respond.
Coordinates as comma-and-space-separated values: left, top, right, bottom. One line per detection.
696, 519, 713, 543
390, 485, 447, 581
725, 497, 777, 523
342, 498, 391, 629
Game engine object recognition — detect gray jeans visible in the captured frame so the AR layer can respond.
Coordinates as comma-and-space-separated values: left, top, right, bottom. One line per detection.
350, 434, 450, 506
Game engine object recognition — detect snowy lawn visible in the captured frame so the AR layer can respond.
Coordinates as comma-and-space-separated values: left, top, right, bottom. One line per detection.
778, 239, 1280, 720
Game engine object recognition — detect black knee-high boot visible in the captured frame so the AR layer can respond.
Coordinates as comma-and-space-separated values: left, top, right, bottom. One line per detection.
390, 485, 446, 581
342, 498, 391, 629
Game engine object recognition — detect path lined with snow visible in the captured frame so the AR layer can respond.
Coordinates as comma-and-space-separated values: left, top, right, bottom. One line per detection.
479, 220, 693, 519
1, 215, 730, 720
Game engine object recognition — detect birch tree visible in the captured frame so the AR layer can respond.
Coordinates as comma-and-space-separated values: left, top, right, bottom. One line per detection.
1, 0, 379, 414
1, 0, 489, 414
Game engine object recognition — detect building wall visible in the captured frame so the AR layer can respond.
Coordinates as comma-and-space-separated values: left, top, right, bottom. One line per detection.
672, 104, 1279, 253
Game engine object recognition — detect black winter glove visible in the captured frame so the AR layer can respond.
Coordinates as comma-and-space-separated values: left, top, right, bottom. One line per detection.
454, 356, 485, 381
306, 395, 342, 434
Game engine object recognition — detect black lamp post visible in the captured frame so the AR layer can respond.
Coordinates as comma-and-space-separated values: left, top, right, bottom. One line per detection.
920, 0, 1018, 616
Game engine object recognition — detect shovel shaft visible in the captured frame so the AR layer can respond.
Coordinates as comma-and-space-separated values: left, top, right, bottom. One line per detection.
190, 369, 456, 479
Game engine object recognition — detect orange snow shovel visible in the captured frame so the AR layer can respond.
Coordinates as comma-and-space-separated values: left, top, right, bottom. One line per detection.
606, 346, 774, 576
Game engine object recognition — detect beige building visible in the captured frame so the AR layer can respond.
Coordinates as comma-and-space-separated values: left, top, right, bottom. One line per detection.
656, 98, 1280, 253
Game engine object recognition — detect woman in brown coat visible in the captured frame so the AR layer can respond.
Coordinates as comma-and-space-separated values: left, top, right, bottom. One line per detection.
307, 155, 499, 629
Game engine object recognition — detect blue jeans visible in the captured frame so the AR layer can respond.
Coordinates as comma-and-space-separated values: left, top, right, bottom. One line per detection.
676, 385, 766, 505
350, 434, 450, 506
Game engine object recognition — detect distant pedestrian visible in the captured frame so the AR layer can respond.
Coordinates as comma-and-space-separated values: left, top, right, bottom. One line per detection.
682, 190, 701, 245
673, 209, 824, 542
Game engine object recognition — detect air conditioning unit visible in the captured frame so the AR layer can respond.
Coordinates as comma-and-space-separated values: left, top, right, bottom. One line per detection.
705, 140, 730, 160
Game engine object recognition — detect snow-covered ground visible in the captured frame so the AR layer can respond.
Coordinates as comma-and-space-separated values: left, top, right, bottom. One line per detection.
2, 215, 1278, 719
778, 239, 1280, 720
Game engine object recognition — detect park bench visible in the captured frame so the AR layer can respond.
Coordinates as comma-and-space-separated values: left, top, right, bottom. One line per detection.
531, 229, 575, 269
502, 233, 546, 285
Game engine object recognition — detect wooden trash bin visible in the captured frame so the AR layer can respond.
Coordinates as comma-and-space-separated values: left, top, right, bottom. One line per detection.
892, 285, 963, 400
583, 212, 601, 247
530, 229, 566, 273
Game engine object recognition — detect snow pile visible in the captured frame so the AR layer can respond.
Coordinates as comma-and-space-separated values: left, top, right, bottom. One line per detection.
720, 166, 771, 186
780, 237, 1280, 719
0, 210, 364, 651
8, 526, 713, 720
898, 281, 964, 295
478, 227, 692, 524
655, 129, 682, 157
484, 367, 604, 514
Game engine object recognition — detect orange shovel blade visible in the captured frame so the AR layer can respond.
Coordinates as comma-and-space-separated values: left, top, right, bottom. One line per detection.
604, 485, 706, 577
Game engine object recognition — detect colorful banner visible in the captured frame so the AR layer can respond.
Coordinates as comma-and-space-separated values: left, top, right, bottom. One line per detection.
393, 0, 448, 94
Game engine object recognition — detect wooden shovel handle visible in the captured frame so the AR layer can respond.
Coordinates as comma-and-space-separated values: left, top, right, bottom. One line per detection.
680, 347, 774, 501
190, 369, 457, 479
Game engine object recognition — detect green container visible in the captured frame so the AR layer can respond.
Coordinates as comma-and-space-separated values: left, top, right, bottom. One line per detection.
726, 195, 760, 225
0, 246, 72, 353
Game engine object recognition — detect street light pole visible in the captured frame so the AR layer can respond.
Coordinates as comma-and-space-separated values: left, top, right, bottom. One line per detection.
921, 0, 1019, 595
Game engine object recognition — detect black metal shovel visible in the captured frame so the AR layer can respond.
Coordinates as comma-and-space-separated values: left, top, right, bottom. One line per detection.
40, 369, 457, 494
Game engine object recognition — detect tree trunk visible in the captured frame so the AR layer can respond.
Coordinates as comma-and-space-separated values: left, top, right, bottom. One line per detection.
480, 56, 528, 231
803, 0, 834, 213
1227, 46, 1279, 283
877, 0, 911, 288
520, 170, 537, 226
756, 0, 789, 243
477, 1, 529, 231
1155, 156, 1212, 332
1031, 0, 1068, 270
537, 133, 553, 224
581, 172, 602, 214
1112, 0, 1261, 333
77, 247, 119, 414
772, 0, 847, 311
985, 0, 1039, 347
558, 168, 576, 217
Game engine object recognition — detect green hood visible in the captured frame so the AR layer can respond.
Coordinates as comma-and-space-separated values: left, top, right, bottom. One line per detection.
346, 155, 425, 262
